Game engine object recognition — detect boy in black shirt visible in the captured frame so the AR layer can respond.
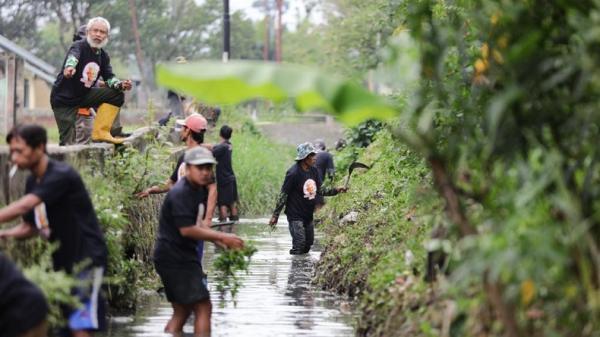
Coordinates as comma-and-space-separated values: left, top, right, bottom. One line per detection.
0, 124, 108, 337
51, 16, 132, 145
269, 143, 347, 254
153, 146, 244, 336
202, 125, 239, 222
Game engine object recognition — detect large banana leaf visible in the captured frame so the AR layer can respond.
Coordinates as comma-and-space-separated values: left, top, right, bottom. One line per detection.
155, 61, 397, 125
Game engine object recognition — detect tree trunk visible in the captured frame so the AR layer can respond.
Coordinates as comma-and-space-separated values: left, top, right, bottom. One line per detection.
127, 0, 153, 101
275, 0, 282, 62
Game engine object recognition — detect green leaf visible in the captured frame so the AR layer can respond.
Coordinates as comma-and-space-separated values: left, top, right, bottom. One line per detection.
156, 61, 398, 125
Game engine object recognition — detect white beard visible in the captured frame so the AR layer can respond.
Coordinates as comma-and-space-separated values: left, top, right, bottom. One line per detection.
87, 35, 108, 49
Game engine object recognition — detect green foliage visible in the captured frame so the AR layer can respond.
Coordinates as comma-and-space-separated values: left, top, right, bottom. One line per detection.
21, 244, 80, 328
156, 61, 397, 126
212, 242, 258, 302
315, 127, 437, 335
81, 132, 173, 310
345, 120, 385, 148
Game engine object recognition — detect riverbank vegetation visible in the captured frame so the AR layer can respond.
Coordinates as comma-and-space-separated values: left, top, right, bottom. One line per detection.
156, 1, 599, 336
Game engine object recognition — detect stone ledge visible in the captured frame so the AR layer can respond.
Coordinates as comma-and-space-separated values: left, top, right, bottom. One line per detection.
0, 127, 157, 205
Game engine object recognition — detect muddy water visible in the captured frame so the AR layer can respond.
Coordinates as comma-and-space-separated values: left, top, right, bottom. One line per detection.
100, 219, 354, 337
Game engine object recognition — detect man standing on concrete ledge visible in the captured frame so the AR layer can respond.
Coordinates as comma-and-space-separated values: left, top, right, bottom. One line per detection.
51, 16, 133, 145
269, 142, 348, 255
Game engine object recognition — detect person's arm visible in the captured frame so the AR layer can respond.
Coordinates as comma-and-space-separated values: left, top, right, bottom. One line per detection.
319, 186, 347, 196
0, 222, 37, 240
326, 154, 335, 181
202, 182, 217, 228
179, 225, 243, 249
136, 178, 174, 198
0, 194, 42, 224
101, 52, 132, 91
269, 170, 294, 227
62, 43, 82, 78
201, 143, 214, 151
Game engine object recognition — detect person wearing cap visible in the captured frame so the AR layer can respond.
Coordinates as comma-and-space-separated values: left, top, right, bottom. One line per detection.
51, 16, 133, 145
269, 142, 348, 254
313, 139, 335, 211
153, 146, 244, 336
136, 114, 217, 225
136, 114, 218, 273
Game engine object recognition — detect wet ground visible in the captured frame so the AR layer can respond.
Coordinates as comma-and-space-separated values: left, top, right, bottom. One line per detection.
99, 219, 354, 337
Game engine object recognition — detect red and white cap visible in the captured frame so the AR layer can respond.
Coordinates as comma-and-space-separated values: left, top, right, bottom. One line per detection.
176, 113, 207, 133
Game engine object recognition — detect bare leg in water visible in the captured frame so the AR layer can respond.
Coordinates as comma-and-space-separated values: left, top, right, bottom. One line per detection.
165, 303, 191, 334
193, 299, 212, 337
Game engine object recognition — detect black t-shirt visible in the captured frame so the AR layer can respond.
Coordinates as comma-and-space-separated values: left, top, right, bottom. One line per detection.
51, 40, 116, 107
154, 178, 208, 268
169, 154, 186, 183
23, 160, 108, 273
315, 151, 334, 182
213, 141, 236, 184
0, 253, 48, 337
281, 163, 323, 222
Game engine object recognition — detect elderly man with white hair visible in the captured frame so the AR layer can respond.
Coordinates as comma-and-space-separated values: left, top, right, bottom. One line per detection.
51, 16, 132, 145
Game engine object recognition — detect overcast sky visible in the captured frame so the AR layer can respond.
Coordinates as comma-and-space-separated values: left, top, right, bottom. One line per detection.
197, 0, 325, 29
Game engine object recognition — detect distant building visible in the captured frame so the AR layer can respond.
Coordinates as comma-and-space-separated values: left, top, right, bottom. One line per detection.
0, 34, 55, 135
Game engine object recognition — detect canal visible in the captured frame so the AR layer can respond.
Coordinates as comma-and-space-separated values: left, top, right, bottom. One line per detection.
100, 219, 355, 336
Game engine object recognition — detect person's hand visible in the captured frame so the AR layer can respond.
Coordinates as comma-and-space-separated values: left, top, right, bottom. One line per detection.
336, 187, 349, 193
268, 215, 278, 228
63, 67, 76, 78
135, 190, 150, 198
120, 79, 133, 91
135, 186, 155, 199
217, 233, 244, 250
202, 217, 212, 228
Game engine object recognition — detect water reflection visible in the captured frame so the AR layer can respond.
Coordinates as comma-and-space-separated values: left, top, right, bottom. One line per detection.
285, 256, 316, 330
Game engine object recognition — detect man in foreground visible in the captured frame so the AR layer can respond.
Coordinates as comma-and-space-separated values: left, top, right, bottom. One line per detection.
0, 124, 108, 337
153, 146, 244, 335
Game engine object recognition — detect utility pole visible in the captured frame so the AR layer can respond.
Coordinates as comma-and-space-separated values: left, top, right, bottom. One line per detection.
263, 0, 270, 61
275, 0, 283, 63
223, 0, 230, 62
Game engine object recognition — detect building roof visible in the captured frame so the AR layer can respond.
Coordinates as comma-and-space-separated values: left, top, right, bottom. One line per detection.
0, 34, 56, 84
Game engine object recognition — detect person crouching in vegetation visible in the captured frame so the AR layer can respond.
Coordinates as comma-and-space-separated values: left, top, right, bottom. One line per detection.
202, 125, 239, 223
153, 146, 244, 336
137, 113, 217, 281
269, 142, 348, 254
136, 113, 217, 229
0, 124, 109, 337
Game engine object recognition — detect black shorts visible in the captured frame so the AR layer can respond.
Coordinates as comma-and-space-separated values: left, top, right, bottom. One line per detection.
217, 180, 238, 206
155, 262, 210, 305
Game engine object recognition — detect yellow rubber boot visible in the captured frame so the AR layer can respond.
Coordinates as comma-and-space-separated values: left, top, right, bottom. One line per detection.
92, 103, 125, 144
